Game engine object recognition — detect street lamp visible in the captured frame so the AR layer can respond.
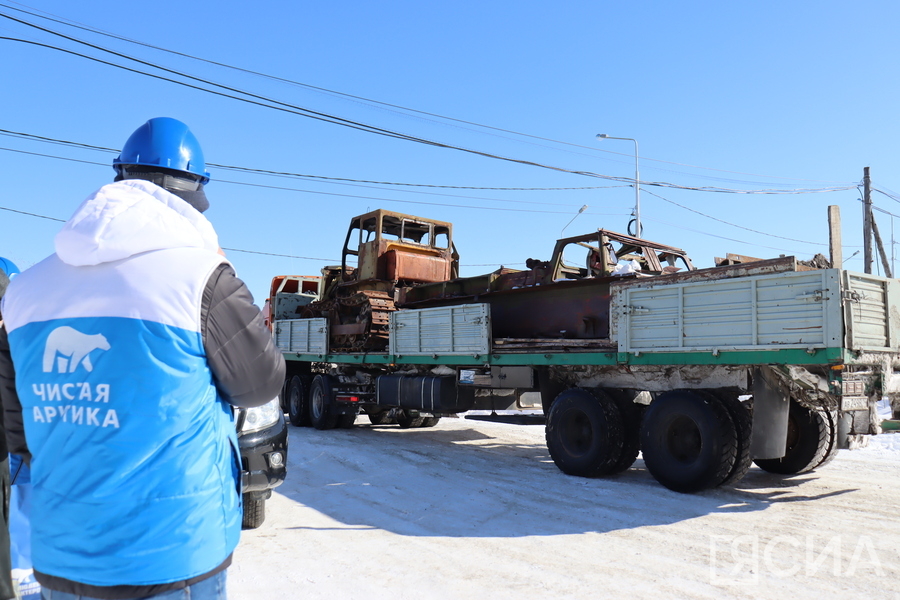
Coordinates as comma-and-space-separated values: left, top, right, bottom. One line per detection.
596, 133, 641, 237
561, 204, 589, 237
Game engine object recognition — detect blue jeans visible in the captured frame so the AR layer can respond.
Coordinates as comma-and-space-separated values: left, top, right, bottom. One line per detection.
40, 571, 227, 600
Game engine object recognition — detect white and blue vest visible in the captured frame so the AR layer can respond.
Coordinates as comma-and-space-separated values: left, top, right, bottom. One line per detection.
2, 181, 240, 587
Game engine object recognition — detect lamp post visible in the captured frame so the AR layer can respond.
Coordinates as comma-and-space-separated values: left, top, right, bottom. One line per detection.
561, 204, 589, 237
596, 133, 641, 237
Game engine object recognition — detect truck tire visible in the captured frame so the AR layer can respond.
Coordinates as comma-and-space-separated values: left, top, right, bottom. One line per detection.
420, 416, 441, 428
754, 401, 831, 474
706, 391, 753, 487
279, 378, 290, 413
288, 375, 311, 427
545, 388, 624, 477
640, 390, 738, 493
397, 410, 425, 429
368, 411, 395, 425
309, 375, 339, 430
242, 495, 265, 529
814, 408, 839, 469
606, 389, 643, 474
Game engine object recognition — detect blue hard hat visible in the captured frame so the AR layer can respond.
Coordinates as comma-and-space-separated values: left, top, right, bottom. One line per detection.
0, 257, 19, 278
113, 117, 210, 183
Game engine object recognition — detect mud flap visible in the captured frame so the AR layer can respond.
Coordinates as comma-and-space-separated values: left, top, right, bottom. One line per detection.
750, 366, 790, 459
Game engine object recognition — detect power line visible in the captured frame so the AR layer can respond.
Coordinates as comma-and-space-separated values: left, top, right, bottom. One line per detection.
0, 131, 866, 246
0, 145, 631, 216
0, 17, 634, 181
0, 205, 64, 222
641, 188, 825, 246
0, 202, 521, 266
0, 14, 861, 194
873, 187, 900, 204
0, 202, 340, 261
0, 1, 852, 187
641, 216, 813, 255
0, 127, 629, 193
218, 178, 614, 215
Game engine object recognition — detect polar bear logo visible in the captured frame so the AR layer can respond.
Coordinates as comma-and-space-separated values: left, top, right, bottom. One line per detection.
42, 326, 110, 373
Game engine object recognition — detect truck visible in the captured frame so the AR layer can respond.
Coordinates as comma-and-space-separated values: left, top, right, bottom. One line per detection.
272, 209, 898, 493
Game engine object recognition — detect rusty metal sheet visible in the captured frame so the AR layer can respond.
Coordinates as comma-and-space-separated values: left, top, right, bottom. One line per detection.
610, 256, 802, 291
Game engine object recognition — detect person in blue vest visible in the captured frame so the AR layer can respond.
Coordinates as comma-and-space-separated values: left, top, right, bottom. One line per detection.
0, 260, 18, 600
1, 257, 39, 600
0, 118, 285, 600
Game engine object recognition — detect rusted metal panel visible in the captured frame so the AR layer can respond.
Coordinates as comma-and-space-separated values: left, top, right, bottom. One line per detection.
611, 256, 802, 291
559, 364, 750, 392
472, 278, 613, 339
384, 249, 451, 283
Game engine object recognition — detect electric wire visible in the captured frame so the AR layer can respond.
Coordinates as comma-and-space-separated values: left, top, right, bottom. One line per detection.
641, 189, 825, 246
0, 127, 626, 193
0, 145, 630, 215
218, 177, 619, 215
0, 203, 340, 261
0, 16, 861, 194
0, 130, 867, 247
0, 2, 854, 187
0, 19, 639, 181
640, 216, 815, 255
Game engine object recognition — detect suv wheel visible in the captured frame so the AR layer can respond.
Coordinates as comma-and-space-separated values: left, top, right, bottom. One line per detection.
242, 494, 266, 529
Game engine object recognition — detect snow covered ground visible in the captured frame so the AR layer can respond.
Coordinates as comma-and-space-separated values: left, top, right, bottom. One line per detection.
230, 415, 900, 599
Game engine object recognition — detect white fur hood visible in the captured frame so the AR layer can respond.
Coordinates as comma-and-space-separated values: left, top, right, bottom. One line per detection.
55, 179, 220, 267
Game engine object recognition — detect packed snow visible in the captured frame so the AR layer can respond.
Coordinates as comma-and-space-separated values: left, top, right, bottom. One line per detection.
231, 415, 899, 599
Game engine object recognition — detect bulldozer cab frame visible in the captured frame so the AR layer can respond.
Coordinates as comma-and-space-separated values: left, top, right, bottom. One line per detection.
546, 229, 694, 282
338, 209, 459, 287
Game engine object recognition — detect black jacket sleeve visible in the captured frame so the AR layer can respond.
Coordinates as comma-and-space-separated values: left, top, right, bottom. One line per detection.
201, 263, 285, 408
0, 323, 26, 461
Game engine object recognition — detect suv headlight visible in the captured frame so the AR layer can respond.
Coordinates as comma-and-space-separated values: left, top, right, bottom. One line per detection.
239, 398, 282, 434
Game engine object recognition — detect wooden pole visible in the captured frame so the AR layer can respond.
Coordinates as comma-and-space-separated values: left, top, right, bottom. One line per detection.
863, 167, 873, 274
871, 216, 893, 277
828, 205, 842, 268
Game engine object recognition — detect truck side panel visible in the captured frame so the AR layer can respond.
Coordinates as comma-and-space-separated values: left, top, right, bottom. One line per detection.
612, 269, 844, 353
275, 318, 328, 355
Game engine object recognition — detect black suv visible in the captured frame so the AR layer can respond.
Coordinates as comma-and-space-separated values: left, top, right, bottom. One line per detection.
236, 398, 288, 529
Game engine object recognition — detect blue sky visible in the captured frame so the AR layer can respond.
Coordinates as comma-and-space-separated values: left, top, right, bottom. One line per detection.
2, 1, 899, 302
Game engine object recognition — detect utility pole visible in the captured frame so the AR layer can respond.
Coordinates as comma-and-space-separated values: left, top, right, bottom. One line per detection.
828, 205, 842, 268
872, 218, 893, 277
863, 167, 872, 274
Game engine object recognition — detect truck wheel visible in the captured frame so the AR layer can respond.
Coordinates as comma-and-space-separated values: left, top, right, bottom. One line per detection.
754, 401, 831, 474
606, 389, 643, 474
814, 409, 839, 469
640, 390, 737, 493
368, 411, 395, 425
242, 495, 265, 529
545, 388, 624, 477
420, 416, 441, 428
288, 375, 311, 427
279, 378, 290, 413
397, 410, 425, 429
706, 391, 753, 486
309, 375, 339, 430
